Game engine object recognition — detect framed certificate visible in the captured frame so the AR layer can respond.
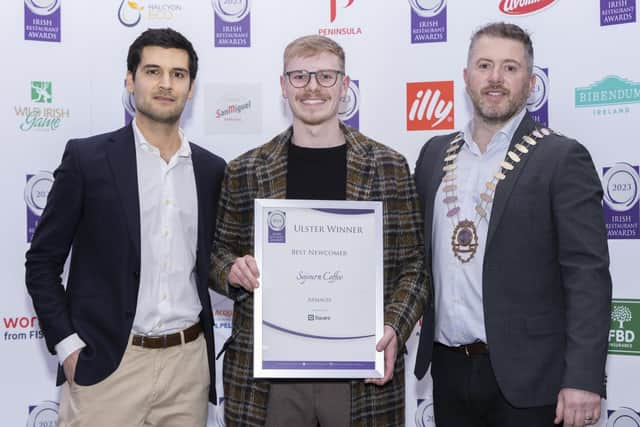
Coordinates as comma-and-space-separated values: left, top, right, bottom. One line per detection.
253, 199, 384, 378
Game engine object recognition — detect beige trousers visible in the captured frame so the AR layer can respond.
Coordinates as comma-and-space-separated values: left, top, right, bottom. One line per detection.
58, 333, 210, 427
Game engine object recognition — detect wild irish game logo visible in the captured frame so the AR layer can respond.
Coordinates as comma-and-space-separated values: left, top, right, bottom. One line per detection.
15, 81, 70, 132
609, 299, 640, 355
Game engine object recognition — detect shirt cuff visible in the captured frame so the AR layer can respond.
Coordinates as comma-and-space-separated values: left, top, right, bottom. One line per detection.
55, 334, 86, 365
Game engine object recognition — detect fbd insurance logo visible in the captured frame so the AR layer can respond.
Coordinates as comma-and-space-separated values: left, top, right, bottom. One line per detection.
406, 81, 454, 131
339, 79, 360, 129
117, 0, 184, 27
527, 65, 550, 127
319, 0, 363, 37
609, 299, 640, 355
409, 0, 447, 44
575, 75, 640, 117
14, 81, 71, 132
25, 171, 54, 242
212, 0, 251, 47
24, 0, 61, 42
27, 401, 59, 427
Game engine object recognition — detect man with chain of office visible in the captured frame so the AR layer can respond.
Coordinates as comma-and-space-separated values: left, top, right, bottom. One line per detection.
414, 22, 612, 427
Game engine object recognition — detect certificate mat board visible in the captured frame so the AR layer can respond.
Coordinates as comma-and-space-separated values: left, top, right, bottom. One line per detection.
253, 199, 384, 378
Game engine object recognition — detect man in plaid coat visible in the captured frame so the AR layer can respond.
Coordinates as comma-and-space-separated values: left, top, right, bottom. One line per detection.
210, 35, 429, 426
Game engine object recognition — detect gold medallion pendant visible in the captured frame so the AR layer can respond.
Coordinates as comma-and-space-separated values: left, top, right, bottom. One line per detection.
451, 219, 478, 263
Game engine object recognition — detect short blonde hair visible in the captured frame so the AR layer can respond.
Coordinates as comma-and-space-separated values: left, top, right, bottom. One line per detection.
283, 35, 345, 72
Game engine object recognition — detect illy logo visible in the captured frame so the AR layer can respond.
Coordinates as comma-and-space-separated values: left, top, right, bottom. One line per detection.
330, 0, 355, 22
407, 81, 454, 130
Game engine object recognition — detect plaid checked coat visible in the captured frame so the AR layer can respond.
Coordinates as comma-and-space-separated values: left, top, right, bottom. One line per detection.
210, 124, 429, 426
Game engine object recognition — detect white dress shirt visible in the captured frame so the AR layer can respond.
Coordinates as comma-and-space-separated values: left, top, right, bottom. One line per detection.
432, 108, 526, 346
55, 119, 201, 363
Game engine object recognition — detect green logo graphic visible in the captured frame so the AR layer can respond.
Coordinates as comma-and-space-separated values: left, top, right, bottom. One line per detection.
609, 299, 640, 355
575, 76, 640, 108
31, 81, 52, 104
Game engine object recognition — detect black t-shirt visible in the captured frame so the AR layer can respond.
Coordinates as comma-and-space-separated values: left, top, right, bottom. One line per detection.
286, 142, 347, 200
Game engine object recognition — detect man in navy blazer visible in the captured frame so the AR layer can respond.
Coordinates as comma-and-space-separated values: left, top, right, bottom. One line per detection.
413, 23, 611, 427
25, 28, 225, 426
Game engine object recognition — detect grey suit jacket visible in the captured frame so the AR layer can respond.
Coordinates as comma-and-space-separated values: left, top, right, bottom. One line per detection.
413, 113, 611, 408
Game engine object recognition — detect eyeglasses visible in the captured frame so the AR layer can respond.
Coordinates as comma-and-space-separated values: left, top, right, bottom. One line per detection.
284, 69, 343, 88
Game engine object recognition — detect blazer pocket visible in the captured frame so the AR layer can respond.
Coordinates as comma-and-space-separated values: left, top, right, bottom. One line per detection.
526, 312, 565, 336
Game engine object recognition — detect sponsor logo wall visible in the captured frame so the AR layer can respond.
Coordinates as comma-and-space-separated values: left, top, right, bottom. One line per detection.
3, 1, 639, 425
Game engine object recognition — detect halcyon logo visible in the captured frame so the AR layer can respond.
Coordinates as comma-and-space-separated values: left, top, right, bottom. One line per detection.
499, 0, 559, 15
118, 0, 144, 27
409, 0, 447, 44
609, 299, 640, 355
331, 0, 355, 22
602, 163, 639, 239
24, 0, 61, 42
407, 81, 454, 131
339, 79, 360, 129
527, 66, 549, 127
25, 171, 54, 242
213, 0, 251, 47
600, 0, 636, 26
27, 401, 59, 427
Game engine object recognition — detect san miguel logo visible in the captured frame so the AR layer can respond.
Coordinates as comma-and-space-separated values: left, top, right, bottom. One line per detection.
499, 0, 559, 15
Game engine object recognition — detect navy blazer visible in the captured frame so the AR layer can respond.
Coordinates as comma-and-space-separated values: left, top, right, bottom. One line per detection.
413, 114, 611, 407
25, 125, 226, 402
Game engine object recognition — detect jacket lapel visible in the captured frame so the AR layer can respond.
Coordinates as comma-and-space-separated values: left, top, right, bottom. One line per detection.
486, 114, 537, 247
424, 135, 457, 255
105, 125, 141, 259
190, 144, 206, 266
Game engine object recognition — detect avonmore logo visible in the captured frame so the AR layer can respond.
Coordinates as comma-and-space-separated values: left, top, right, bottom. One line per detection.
499, 0, 559, 15
407, 81, 454, 131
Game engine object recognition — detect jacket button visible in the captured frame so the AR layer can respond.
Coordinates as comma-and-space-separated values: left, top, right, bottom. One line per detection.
133, 271, 140, 279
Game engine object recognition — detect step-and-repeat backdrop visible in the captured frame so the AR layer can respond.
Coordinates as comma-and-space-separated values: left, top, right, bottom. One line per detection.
2, 1, 639, 426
